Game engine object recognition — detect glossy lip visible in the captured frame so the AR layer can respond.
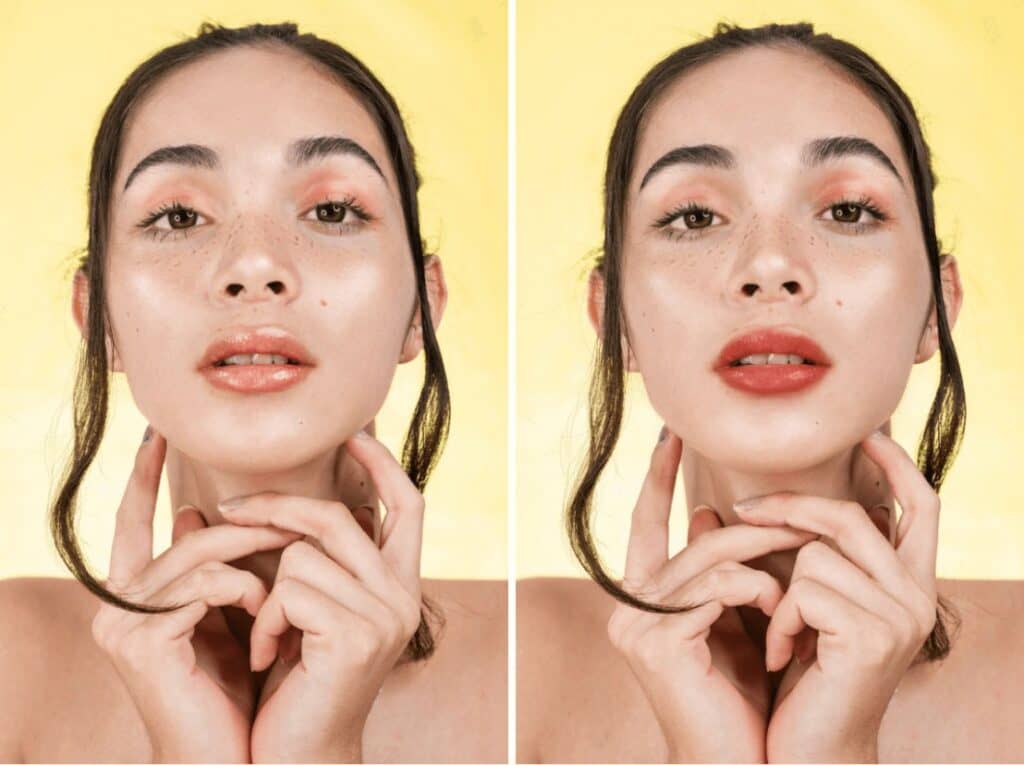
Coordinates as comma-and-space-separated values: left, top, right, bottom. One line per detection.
197, 326, 317, 394
713, 327, 832, 396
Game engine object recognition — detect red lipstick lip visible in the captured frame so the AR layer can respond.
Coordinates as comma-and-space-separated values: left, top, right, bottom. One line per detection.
713, 328, 832, 370
713, 327, 832, 396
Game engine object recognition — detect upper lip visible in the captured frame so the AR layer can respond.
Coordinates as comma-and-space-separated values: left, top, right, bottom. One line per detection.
714, 326, 832, 369
197, 326, 317, 369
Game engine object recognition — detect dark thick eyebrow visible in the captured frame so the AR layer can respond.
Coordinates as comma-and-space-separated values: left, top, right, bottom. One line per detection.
638, 134, 904, 193
286, 135, 387, 185
123, 144, 218, 192
122, 135, 387, 193
801, 135, 904, 186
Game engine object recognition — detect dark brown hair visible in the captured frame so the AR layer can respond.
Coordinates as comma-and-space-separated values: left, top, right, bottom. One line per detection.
52, 21, 450, 661
568, 21, 964, 662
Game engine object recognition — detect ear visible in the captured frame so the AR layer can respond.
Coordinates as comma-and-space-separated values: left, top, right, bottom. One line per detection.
72, 268, 123, 372
915, 254, 963, 363
399, 255, 448, 364
587, 267, 637, 371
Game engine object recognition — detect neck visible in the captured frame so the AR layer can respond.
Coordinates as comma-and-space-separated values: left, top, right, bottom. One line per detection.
679, 442, 888, 654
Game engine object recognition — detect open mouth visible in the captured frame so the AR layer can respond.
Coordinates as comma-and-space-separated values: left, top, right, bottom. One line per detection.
727, 353, 819, 367
212, 353, 305, 367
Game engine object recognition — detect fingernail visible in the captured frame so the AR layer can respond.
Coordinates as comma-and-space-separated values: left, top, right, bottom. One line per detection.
657, 426, 668, 443
868, 429, 885, 441
141, 425, 153, 444
354, 429, 370, 440
218, 496, 245, 512
733, 496, 766, 512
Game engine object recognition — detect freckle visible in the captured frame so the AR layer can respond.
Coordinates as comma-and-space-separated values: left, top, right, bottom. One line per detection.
836, 298, 844, 307
320, 299, 327, 307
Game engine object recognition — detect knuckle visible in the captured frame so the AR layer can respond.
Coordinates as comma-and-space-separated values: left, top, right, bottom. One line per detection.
279, 539, 313, 571
631, 630, 663, 671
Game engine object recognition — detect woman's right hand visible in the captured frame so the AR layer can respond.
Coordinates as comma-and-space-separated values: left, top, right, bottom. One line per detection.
606, 430, 818, 763
90, 427, 303, 763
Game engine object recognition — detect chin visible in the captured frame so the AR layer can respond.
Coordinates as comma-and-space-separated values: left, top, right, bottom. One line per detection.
684, 417, 863, 476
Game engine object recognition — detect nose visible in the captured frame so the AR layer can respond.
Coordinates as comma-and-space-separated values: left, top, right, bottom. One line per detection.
213, 223, 300, 304
727, 220, 816, 305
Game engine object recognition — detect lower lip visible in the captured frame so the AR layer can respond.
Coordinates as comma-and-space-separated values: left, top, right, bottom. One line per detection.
200, 364, 313, 393
716, 364, 830, 395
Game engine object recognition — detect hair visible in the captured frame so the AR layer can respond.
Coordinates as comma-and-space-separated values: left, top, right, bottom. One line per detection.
568, 21, 965, 662
51, 21, 450, 662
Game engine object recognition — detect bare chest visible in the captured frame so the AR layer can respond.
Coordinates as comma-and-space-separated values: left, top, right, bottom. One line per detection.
23, 656, 504, 763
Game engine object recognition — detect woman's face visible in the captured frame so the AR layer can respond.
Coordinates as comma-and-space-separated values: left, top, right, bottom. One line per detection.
88, 45, 433, 474
615, 46, 955, 473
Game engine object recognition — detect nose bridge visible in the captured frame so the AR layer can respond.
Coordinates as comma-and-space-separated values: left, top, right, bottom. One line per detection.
726, 209, 816, 305
213, 212, 301, 303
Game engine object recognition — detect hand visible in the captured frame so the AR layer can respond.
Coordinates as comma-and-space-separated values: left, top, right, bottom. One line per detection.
218, 431, 424, 763
606, 430, 819, 763
91, 426, 303, 762
735, 430, 939, 762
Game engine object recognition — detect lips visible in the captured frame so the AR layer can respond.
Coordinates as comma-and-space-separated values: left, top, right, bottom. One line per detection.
197, 327, 316, 394
713, 328, 832, 395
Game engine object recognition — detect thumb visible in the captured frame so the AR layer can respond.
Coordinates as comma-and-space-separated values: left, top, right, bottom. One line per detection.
687, 504, 723, 544
172, 504, 208, 544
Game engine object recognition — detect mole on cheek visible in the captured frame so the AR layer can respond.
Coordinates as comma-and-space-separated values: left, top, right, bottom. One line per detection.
320, 299, 327, 307
836, 298, 844, 307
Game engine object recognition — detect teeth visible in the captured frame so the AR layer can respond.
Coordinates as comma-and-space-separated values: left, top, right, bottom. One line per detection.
219, 353, 292, 366
735, 353, 810, 366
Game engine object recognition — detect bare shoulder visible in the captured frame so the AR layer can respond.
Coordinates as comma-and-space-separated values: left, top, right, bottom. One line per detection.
881, 578, 1024, 761
421, 577, 507, 665
517, 577, 661, 763
0, 577, 108, 760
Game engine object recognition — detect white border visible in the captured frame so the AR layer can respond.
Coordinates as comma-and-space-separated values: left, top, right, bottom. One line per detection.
507, 0, 517, 761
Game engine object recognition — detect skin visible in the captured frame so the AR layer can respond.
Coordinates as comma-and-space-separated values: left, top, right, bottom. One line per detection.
0, 44, 506, 762
516, 46, 1022, 764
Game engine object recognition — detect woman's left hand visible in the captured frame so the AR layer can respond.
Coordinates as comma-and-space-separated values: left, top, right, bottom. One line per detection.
218, 430, 424, 763
734, 430, 940, 763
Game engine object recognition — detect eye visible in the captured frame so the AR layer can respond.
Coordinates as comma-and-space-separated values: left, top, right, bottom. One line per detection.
653, 202, 724, 241
819, 196, 889, 233
302, 196, 373, 233
136, 202, 208, 240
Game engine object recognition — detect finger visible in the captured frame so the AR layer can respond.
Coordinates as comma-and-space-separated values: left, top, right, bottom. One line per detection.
644, 523, 817, 602
343, 431, 423, 586
623, 429, 682, 592
788, 540, 910, 643
765, 577, 885, 672
665, 560, 785, 619
134, 524, 302, 598
108, 426, 166, 590
867, 505, 894, 544
250, 578, 367, 672
218, 493, 396, 599
686, 504, 723, 544
850, 421, 895, 512
733, 493, 912, 599
171, 505, 208, 545
149, 561, 270, 618
858, 431, 940, 582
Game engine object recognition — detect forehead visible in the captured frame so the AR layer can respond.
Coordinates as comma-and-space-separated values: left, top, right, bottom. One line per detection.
116, 44, 393, 187
634, 45, 910, 188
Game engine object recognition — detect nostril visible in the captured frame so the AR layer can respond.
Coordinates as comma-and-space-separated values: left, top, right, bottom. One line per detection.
742, 283, 758, 296
783, 281, 800, 294
267, 281, 285, 294
226, 283, 243, 296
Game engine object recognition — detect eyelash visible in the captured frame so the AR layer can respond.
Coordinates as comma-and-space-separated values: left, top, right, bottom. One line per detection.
135, 195, 374, 242
652, 195, 889, 242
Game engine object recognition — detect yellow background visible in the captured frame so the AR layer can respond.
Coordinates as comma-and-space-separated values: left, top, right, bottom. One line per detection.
0, 1, 506, 581
517, 0, 1024, 579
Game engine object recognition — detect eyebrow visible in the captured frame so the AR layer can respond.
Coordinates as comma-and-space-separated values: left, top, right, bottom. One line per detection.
122, 134, 387, 192
638, 135, 904, 191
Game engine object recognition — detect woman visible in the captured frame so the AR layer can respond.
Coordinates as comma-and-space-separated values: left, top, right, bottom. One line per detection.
519, 22, 1022, 763
0, 22, 505, 763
